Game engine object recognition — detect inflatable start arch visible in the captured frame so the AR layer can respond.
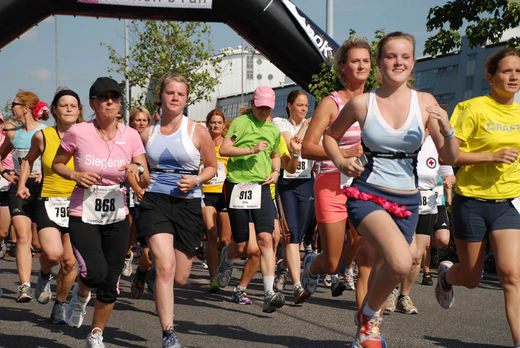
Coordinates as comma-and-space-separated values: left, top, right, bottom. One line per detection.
0, 0, 339, 89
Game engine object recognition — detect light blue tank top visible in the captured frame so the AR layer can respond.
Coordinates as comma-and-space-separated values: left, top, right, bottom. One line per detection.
358, 90, 424, 190
146, 116, 201, 198
12, 124, 46, 174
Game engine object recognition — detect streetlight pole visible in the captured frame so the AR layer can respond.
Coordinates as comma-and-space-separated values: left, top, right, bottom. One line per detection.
326, 0, 333, 38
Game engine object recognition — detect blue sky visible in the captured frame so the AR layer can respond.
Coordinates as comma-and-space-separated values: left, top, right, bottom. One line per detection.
0, 0, 445, 118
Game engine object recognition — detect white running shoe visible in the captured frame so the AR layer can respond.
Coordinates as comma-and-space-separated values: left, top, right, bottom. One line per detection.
121, 252, 134, 277
396, 295, 418, 314
435, 260, 455, 309
65, 284, 91, 328
385, 287, 399, 312
86, 328, 104, 348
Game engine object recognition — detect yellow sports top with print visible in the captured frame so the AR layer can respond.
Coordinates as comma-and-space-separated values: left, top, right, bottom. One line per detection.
41, 127, 76, 197
202, 141, 229, 194
450, 95, 520, 199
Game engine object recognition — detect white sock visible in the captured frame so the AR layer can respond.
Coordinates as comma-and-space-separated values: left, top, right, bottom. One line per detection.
263, 275, 275, 293
22, 282, 30, 288
293, 281, 301, 288
362, 302, 380, 318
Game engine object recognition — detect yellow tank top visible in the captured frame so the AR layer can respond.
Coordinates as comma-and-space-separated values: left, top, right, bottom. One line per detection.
41, 127, 76, 197
202, 141, 228, 193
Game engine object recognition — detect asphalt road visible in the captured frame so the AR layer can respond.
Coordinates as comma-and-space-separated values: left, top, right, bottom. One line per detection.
0, 254, 512, 348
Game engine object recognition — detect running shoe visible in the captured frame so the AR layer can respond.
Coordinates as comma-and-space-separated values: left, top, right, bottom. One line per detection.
274, 268, 288, 292
435, 260, 454, 309
131, 267, 150, 299
293, 284, 307, 305
121, 252, 134, 277
35, 272, 52, 304
16, 284, 32, 303
201, 259, 209, 270
209, 277, 220, 294
50, 301, 67, 324
0, 240, 6, 259
322, 274, 332, 288
344, 270, 356, 290
396, 295, 418, 314
304, 243, 313, 253
350, 310, 383, 348
384, 287, 399, 312
86, 329, 104, 348
231, 287, 252, 305
421, 272, 433, 286
262, 290, 285, 313
65, 284, 91, 328
330, 276, 347, 297
162, 330, 183, 348
216, 246, 233, 288
301, 252, 319, 296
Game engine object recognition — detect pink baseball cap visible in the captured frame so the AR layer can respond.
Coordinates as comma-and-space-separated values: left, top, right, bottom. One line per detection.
253, 86, 275, 109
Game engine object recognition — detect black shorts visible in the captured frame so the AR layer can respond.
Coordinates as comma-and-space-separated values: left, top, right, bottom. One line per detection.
137, 192, 203, 257
202, 192, 227, 212
415, 213, 437, 237
34, 197, 69, 234
224, 181, 274, 243
0, 190, 9, 207
434, 205, 449, 230
9, 178, 42, 219
452, 194, 520, 242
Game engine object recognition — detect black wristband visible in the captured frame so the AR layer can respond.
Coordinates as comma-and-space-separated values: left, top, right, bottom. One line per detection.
1, 170, 10, 176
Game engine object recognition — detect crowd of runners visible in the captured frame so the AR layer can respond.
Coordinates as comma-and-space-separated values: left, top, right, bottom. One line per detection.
1, 32, 520, 348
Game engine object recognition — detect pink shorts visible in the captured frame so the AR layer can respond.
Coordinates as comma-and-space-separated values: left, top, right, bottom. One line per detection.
314, 172, 348, 223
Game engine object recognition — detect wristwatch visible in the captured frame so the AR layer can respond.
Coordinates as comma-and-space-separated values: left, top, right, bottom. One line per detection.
135, 162, 145, 175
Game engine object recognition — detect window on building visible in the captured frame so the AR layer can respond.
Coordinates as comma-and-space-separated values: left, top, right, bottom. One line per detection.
246, 55, 253, 80
465, 75, 474, 90
257, 74, 262, 80
436, 64, 458, 77
415, 69, 435, 88
268, 74, 273, 80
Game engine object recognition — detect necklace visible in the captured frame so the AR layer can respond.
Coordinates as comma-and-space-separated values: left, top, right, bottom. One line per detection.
94, 118, 117, 142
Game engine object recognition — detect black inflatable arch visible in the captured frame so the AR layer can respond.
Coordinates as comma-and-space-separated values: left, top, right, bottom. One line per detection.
0, 0, 338, 89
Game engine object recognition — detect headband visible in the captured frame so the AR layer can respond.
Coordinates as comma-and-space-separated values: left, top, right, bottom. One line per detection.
52, 89, 81, 107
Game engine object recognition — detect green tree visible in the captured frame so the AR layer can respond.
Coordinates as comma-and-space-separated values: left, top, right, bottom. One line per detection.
308, 29, 384, 104
424, 0, 520, 56
102, 20, 224, 112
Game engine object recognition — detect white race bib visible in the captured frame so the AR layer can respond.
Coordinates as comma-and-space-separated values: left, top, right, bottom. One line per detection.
340, 172, 354, 189
12, 149, 42, 175
44, 197, 70, 228
419, 190, 438, 215
229, 182, 262, 209
283, 159, 312, 179
207, 162, 226, 186
512, 197, 520, 215
433, 185, 444, 206
82, 185, 126, 225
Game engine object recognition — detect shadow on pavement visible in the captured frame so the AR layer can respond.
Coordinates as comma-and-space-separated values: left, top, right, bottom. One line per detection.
424, 335, 509, 347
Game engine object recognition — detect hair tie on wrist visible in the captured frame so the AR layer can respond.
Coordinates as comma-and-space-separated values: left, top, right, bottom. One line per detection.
442, 128, 455, 139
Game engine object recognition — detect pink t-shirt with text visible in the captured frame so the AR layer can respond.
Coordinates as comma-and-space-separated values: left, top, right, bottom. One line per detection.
60, 121, 146, 217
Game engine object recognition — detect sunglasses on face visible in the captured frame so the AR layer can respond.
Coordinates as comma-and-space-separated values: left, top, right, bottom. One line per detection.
11, 102, 25, 108
94, 93, 121, 102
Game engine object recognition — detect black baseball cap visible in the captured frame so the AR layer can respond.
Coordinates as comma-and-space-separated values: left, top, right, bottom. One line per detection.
89, 77, 122, 99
